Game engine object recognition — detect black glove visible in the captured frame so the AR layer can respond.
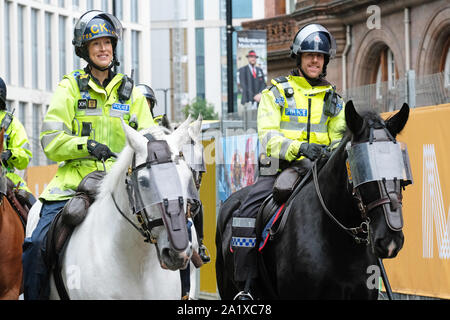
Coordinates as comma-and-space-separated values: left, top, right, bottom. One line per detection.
1, 150, 12, 166
87, 140, 115, 161
298, 143, 326, 161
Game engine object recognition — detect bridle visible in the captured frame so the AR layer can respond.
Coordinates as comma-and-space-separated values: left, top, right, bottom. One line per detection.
312, 161, 371, 245
111, 134, 196, 247
313, 119, 410, 244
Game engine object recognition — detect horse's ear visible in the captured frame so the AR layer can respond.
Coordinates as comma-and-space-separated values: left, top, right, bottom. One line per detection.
386, 103, 409, 137
121, 119, 148, 153
174, 116, 191, 136
345, 100, 364, 135
190, 115, 203, 140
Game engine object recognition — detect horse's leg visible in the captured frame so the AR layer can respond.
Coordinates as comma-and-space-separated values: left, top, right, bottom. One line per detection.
0, 261, 22, 300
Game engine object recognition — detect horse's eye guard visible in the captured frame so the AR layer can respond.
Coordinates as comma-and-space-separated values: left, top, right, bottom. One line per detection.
345, 141, 413, 188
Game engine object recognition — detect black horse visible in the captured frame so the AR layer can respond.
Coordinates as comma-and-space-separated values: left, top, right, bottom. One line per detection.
216, 101, 410, 299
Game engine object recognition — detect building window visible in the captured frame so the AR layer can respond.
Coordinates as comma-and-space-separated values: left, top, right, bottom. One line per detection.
195, 28, 205, 99
195, 0, 204, 20
73, 18, 81, 70
58, 0, 65, 8
18, 5, 25, 87
87, 0, 94, 11
130, 0, 138, 23
387, 49, 396, 89
232, 0, 252, 19
73, 0, 79, 9
59, 16, 67, 79
286, 0, 296, 14
114, 0, 123, 20
32, 104, 43, 166
4, 1, 11, 83
32, 9, 39, 89
45, 12, 53, 91
19, 102, 27, 130
131, 31, 140, 83
374, 47, 397, 98
102, 0, 109, 12
444, 47, 450, 87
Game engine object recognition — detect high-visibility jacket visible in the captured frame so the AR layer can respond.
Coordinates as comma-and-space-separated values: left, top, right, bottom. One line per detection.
0, 111, 33, 192
39, 69, 156, 202
258, 75, 346, 162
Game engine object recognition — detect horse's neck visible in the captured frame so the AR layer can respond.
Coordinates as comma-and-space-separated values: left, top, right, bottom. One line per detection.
93, 175, 151, 259
318, 139, 358, 225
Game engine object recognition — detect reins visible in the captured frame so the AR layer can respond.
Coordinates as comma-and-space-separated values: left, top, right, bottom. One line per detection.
110, 191, 163, 244
312, 160, 370, 245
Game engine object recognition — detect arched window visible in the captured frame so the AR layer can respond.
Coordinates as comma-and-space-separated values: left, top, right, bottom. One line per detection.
443, 45, 450, 87
375, 47, 397, 99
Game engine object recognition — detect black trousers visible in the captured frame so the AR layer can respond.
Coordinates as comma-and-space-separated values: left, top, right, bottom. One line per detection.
231, 175, 277, 283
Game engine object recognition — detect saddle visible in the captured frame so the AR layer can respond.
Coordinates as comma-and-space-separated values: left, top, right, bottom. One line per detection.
256, 159, 314, 251
44, 171, 105, 299
5, 177, 31, 229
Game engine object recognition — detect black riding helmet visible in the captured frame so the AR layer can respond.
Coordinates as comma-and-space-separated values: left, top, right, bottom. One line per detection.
290, 24, 336, 79
0, 77, 7, 110
72, 10, 123, 71
136, 84, 157, 110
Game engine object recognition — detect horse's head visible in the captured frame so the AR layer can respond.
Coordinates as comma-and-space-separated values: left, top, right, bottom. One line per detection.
122, 119, 201, 270
345, 101, 412, 258
181, 115, 205, 190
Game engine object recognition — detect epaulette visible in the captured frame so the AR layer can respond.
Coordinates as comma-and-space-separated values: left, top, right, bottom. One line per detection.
273, 76, 288, 84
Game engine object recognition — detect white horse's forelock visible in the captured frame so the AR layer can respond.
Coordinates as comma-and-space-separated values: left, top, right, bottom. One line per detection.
98, 123, 190, 198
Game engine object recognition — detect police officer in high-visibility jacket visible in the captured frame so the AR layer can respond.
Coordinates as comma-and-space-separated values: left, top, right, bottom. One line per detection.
22, 10, 155, 300
231, 24, 347, 300
0, 77, 36, 208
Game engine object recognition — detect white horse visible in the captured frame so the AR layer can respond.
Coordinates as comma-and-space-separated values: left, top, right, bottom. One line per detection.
27, 117, 202, 299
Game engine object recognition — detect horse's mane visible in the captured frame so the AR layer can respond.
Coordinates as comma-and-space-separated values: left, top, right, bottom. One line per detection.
324, 109, 382, 168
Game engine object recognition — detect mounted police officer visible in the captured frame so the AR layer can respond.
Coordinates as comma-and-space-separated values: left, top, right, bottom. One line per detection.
136, 83, 174, 131
231, 24, 347, 299
22, 10, 155, 300
0, 77, 36, 209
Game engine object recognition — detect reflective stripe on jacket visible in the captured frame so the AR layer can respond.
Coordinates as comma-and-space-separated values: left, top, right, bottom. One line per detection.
39, 69, 155, 201
257, 75, 346, 162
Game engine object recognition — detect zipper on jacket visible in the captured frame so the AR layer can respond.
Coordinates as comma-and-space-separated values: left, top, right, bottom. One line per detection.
307, 98, 311, 143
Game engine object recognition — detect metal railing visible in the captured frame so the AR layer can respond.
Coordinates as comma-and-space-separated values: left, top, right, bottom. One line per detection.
218, 71, 450, 134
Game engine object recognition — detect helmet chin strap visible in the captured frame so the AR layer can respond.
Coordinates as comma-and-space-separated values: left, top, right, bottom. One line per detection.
88, 57, 118, 72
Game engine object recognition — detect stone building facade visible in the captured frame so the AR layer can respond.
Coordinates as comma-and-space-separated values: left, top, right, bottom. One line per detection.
244, 0, 450, 109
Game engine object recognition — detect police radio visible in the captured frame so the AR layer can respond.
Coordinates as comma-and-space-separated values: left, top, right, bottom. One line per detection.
118, 69, 134, 103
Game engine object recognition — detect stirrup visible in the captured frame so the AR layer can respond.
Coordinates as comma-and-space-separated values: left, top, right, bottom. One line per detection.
233, 291, 254, 300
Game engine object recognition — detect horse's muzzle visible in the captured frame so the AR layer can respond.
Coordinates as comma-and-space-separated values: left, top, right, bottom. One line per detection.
372, 231, 404, 259
160, 244, 192, 271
